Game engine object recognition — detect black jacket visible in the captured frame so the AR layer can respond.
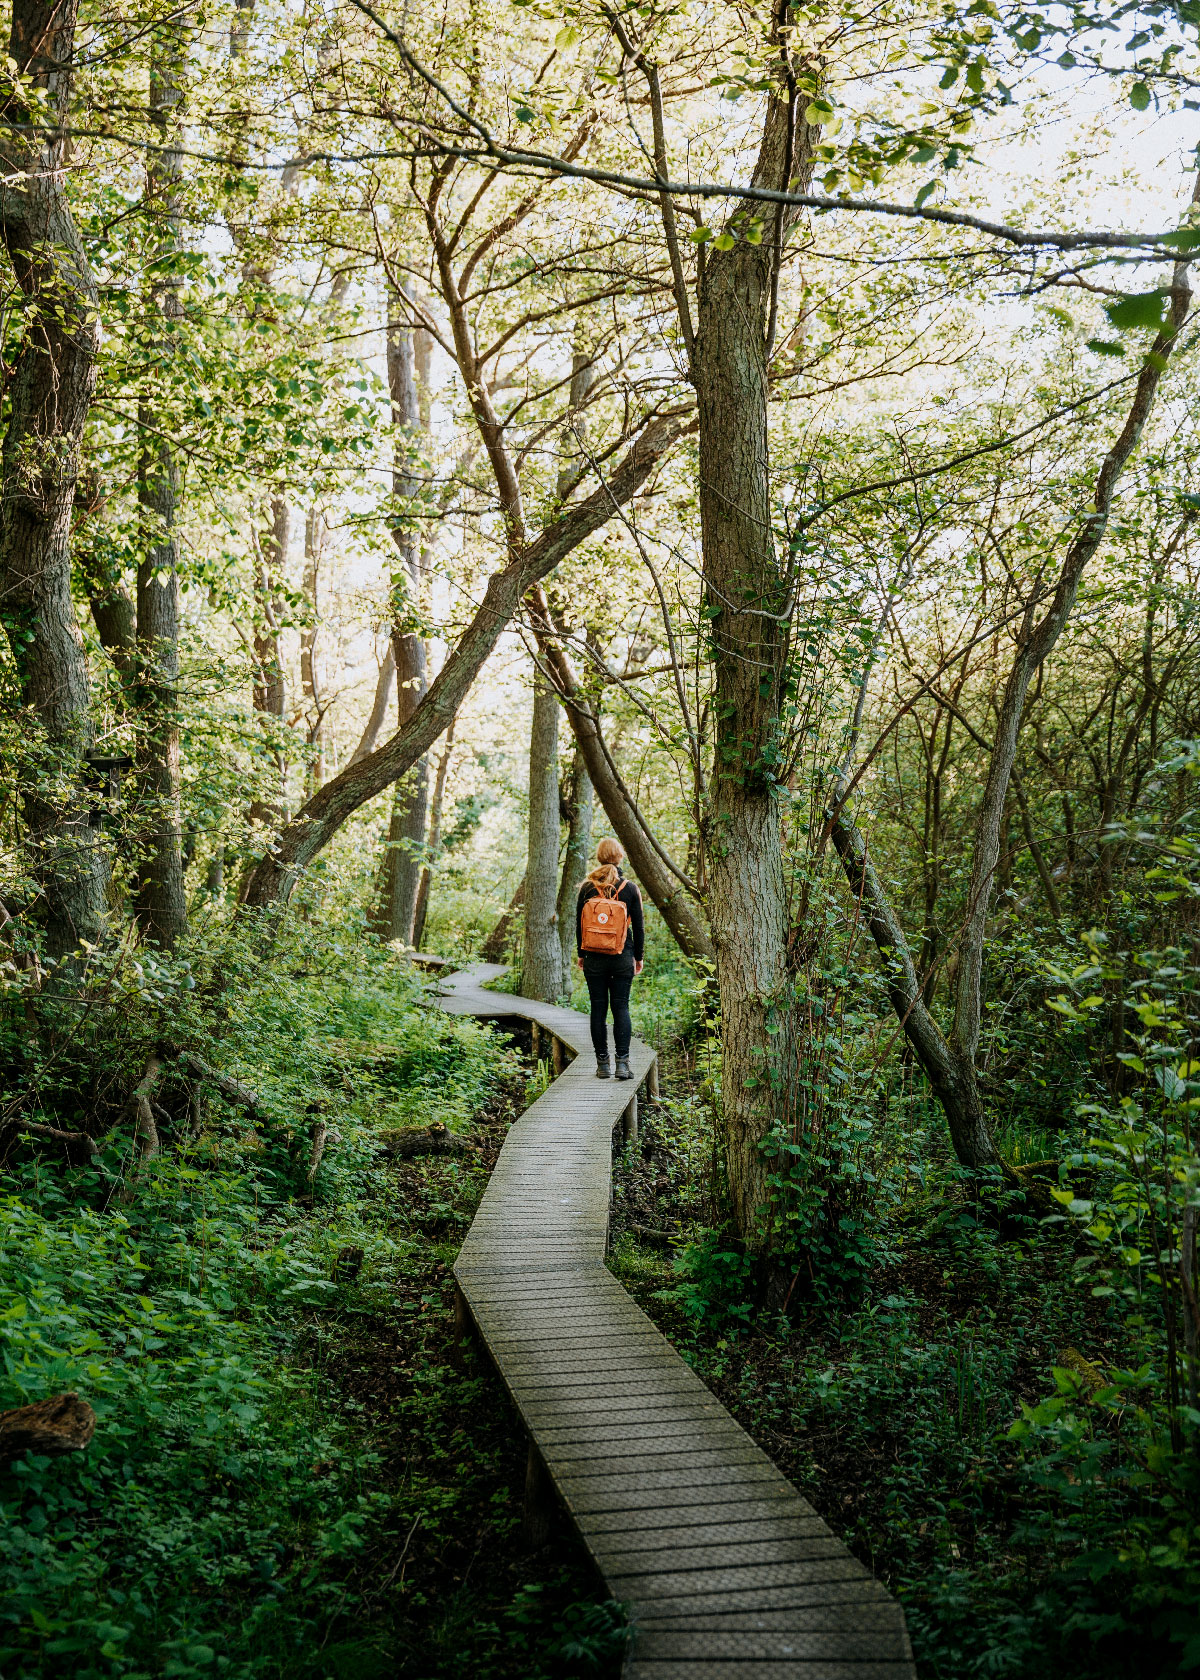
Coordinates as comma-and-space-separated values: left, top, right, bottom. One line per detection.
576, 874, 644, 963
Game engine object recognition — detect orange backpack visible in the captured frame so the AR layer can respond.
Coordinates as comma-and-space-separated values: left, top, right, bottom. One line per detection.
580, 882, 630, 956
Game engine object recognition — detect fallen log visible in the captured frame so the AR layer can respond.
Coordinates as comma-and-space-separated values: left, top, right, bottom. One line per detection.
379, 1122, 477, 1159
4, 1121, 98, 1165
0, 1393, 96, 1463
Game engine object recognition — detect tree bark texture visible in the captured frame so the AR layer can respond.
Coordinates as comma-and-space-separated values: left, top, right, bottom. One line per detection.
481, 873, 525, 963
694, 89, 816, 1243
375, 284, 429, 943
351, 643, 395, 765
133, 24, 188, 949
300, 506, 325, 789
412, 716, 456, 947
556, 750, 593, 980
248, 496, 288, 824
523, 670, 563, 1002
0, 1393, 95, 1462
241, 412, 685, 910
828, 808, 1003, 1168
0, 0, 108, 954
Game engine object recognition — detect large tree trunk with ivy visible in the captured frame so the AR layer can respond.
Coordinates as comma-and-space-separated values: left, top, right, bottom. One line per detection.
133, 25, 188, 949
523, 670, 563, 1002
0, 0, 108, 956
694, 93, 816, 1248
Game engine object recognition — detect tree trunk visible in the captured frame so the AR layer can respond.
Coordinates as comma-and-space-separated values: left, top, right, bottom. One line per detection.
482, 874, 525, 963
693, 91, 815, 1245
412, 716, 456, 948
0, 0, 108, 956
374, 283, 429, 943
240, 413, 685, 911
557, 751, 593, 980
249, 496, 288, 823
300, 506, 325, 790
133, 22, 188, 949
524, 670, 563, 1002
829, 808, 1004, 1169
351, 643, 396, 764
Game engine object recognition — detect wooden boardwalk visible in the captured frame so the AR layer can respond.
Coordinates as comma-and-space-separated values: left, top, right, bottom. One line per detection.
437, 963, 915, 1677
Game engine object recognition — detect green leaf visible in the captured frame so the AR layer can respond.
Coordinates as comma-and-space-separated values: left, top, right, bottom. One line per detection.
1129, 81, 1151, 111
1086, 338, 1126, 357
554, 23, 578, 49
804, 98, 835, 124
965, 58, 985, 93
938, 64, 958, 89
713, 231, 736, 250
514, 105, 534, 122
1105, 288, 1169, 331
689, 225, 713, 244
914, 181, 937, 209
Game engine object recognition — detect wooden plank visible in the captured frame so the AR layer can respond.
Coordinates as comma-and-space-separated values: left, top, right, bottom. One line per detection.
578, 1491, 810, 1532
635, 1606, 906, 1634
586, 1517, 832, 1550
605, 1559, 874, 1599
626, 1580, 894, 1618
627, 1663, 915, 1680
556, 1461, 790, 1501
632, 1628, 914, 1660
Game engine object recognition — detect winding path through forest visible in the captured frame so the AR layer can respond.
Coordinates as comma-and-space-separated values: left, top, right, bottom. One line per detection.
437, 963, 916, 1677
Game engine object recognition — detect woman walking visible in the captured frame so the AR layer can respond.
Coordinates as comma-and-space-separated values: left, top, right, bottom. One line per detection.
576, 838, 644, 1080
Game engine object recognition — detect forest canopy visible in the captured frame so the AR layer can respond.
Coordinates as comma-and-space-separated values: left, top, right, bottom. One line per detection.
1, 0, 1199, 1675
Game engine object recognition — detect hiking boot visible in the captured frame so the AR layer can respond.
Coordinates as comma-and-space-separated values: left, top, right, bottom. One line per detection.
595, 1056, 612, 1079
615, 1056, 633, 1081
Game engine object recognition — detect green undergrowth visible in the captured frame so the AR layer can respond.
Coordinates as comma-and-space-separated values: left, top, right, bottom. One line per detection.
608, 1092, 1200, 1680
0, 926, 624, 1679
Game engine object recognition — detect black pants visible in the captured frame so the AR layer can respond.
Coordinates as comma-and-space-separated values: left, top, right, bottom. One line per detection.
584, 966, 633, 1060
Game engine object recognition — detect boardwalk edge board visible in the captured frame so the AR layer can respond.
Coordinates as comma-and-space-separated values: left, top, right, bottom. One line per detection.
436, 962, 915, 1678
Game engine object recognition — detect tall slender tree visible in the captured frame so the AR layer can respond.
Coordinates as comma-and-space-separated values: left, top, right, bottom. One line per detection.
133, 21, 189, 948
374, 283, 430, 943
524, 669, 563, 1001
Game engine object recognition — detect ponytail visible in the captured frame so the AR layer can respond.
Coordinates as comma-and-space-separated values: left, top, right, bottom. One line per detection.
585, 837, 624, 895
